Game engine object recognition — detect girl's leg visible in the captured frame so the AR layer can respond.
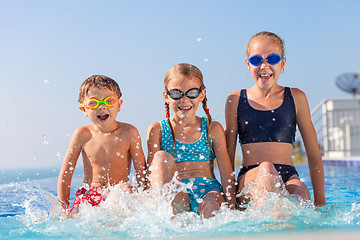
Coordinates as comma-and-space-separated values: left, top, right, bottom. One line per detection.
199, 190, 225, 218
149, 151, 177, 188
237, 161, 282, 205
148, 150, 191, 213
171, 192, 191, 214
285, 176, 311, 201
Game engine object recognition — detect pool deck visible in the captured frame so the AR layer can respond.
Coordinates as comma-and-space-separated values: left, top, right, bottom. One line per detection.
195, 231, 360, 240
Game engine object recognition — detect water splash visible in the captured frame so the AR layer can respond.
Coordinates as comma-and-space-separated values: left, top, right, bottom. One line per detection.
1, 173, 360, 239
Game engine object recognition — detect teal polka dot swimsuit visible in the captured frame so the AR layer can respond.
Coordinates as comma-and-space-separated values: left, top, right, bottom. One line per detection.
160, 117, 222, 214
160, 117, 214, 163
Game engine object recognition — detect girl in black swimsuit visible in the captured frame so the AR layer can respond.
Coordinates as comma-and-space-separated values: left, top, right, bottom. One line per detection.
225, 31, 326, 208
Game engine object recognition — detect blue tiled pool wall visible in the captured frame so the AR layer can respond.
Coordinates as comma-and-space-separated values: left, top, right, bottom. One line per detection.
323, 159, 360, 167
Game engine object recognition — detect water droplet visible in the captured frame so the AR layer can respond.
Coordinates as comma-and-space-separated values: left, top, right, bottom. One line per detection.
154, 144, 158, 148
196, 198, 203, 204
117, 152, 121, 156
44, 79, 50, 85
204, 58, 209, 62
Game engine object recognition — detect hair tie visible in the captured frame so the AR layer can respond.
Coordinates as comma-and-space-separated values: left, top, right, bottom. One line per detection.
205, 109, 209, 114
166, 112, 170, 118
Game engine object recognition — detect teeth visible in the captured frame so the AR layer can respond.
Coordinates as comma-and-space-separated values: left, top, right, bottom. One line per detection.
260, 74, 271, 77
179, 106, 191, 110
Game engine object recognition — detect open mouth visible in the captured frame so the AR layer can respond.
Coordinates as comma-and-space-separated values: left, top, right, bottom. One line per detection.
178, 106, 192, 111
258, 73, 273, 81
97, 114, 109, 121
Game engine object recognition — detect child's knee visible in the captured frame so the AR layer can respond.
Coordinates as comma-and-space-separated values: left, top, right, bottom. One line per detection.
258, 161, 277, 175
152, 151, 173, 167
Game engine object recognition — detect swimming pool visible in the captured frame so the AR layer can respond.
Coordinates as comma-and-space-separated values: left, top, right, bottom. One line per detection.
0, 164, 359, 239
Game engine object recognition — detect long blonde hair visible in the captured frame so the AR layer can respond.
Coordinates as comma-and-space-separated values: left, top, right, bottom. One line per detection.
164, 63, 213, 153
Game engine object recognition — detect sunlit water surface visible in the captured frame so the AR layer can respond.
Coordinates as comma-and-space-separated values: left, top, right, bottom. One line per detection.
0, 164, 359, 239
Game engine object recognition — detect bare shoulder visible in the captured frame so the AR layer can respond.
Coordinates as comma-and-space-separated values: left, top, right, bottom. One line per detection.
227, 90, 241, 97
225, 90, 241, 113
72, 125, 92, 143
116, 122, 141, 137
209, 120, 225, 135
290, 88, 310, 115
226, 90, 241, 103
290, 87, 308, 103
147, 121, 162, 142
148, 121, 162, 132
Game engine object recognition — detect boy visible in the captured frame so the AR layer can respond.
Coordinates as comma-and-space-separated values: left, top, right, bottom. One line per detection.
57, 75, 147, 217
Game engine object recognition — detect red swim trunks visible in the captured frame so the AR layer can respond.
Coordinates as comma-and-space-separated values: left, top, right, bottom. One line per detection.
69, 187, 106, 213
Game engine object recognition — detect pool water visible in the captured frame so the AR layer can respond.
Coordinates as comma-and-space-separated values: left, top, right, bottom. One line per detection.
0, 164, 359, 239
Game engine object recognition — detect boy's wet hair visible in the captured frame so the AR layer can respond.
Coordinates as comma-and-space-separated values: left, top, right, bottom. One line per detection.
246, 31, 285, 57
78, 75, 122, 103
163, 63, 213, 154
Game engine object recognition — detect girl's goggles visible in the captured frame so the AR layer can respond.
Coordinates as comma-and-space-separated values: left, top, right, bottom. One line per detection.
81, 97, 119, 109
247, 54, 284, 66
166, 84, 204, 100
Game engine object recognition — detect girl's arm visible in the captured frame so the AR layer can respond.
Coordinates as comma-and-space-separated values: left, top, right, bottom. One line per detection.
225, 92, 240, 171
210, 121, 236, 209
292, 88, 327, 206
57, 127, 83, 210
146, 122, 162, 172
128, 125, 148, 189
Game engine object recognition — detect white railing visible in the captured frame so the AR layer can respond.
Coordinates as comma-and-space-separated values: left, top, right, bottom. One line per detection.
298, 98, 360, 159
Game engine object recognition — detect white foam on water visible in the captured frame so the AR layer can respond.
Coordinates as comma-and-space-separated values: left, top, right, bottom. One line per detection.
1, 172, 360, 239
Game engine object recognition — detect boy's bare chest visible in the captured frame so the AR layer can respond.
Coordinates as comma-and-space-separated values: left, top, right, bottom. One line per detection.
83, 133, 130, 160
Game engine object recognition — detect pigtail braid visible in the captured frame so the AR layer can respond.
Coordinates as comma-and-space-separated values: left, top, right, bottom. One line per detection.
202, 96, 214, 154
165, 102, 176, 153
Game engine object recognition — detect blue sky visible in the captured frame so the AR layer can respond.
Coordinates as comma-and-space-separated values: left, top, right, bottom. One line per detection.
1, 0, 359, 169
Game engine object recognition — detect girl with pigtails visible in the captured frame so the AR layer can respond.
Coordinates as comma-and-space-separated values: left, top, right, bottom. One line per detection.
147, 63, 236, 218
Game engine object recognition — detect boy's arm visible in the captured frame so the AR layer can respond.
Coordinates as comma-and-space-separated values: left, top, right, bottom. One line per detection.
293, 88, 327, 206
128, 125, 147, 189
210, 121, 236, 209
57, 127, 83, 210
225, 92, 240, 171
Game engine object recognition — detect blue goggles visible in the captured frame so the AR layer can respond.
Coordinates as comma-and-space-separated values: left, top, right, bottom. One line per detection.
247, 54, 284, 66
